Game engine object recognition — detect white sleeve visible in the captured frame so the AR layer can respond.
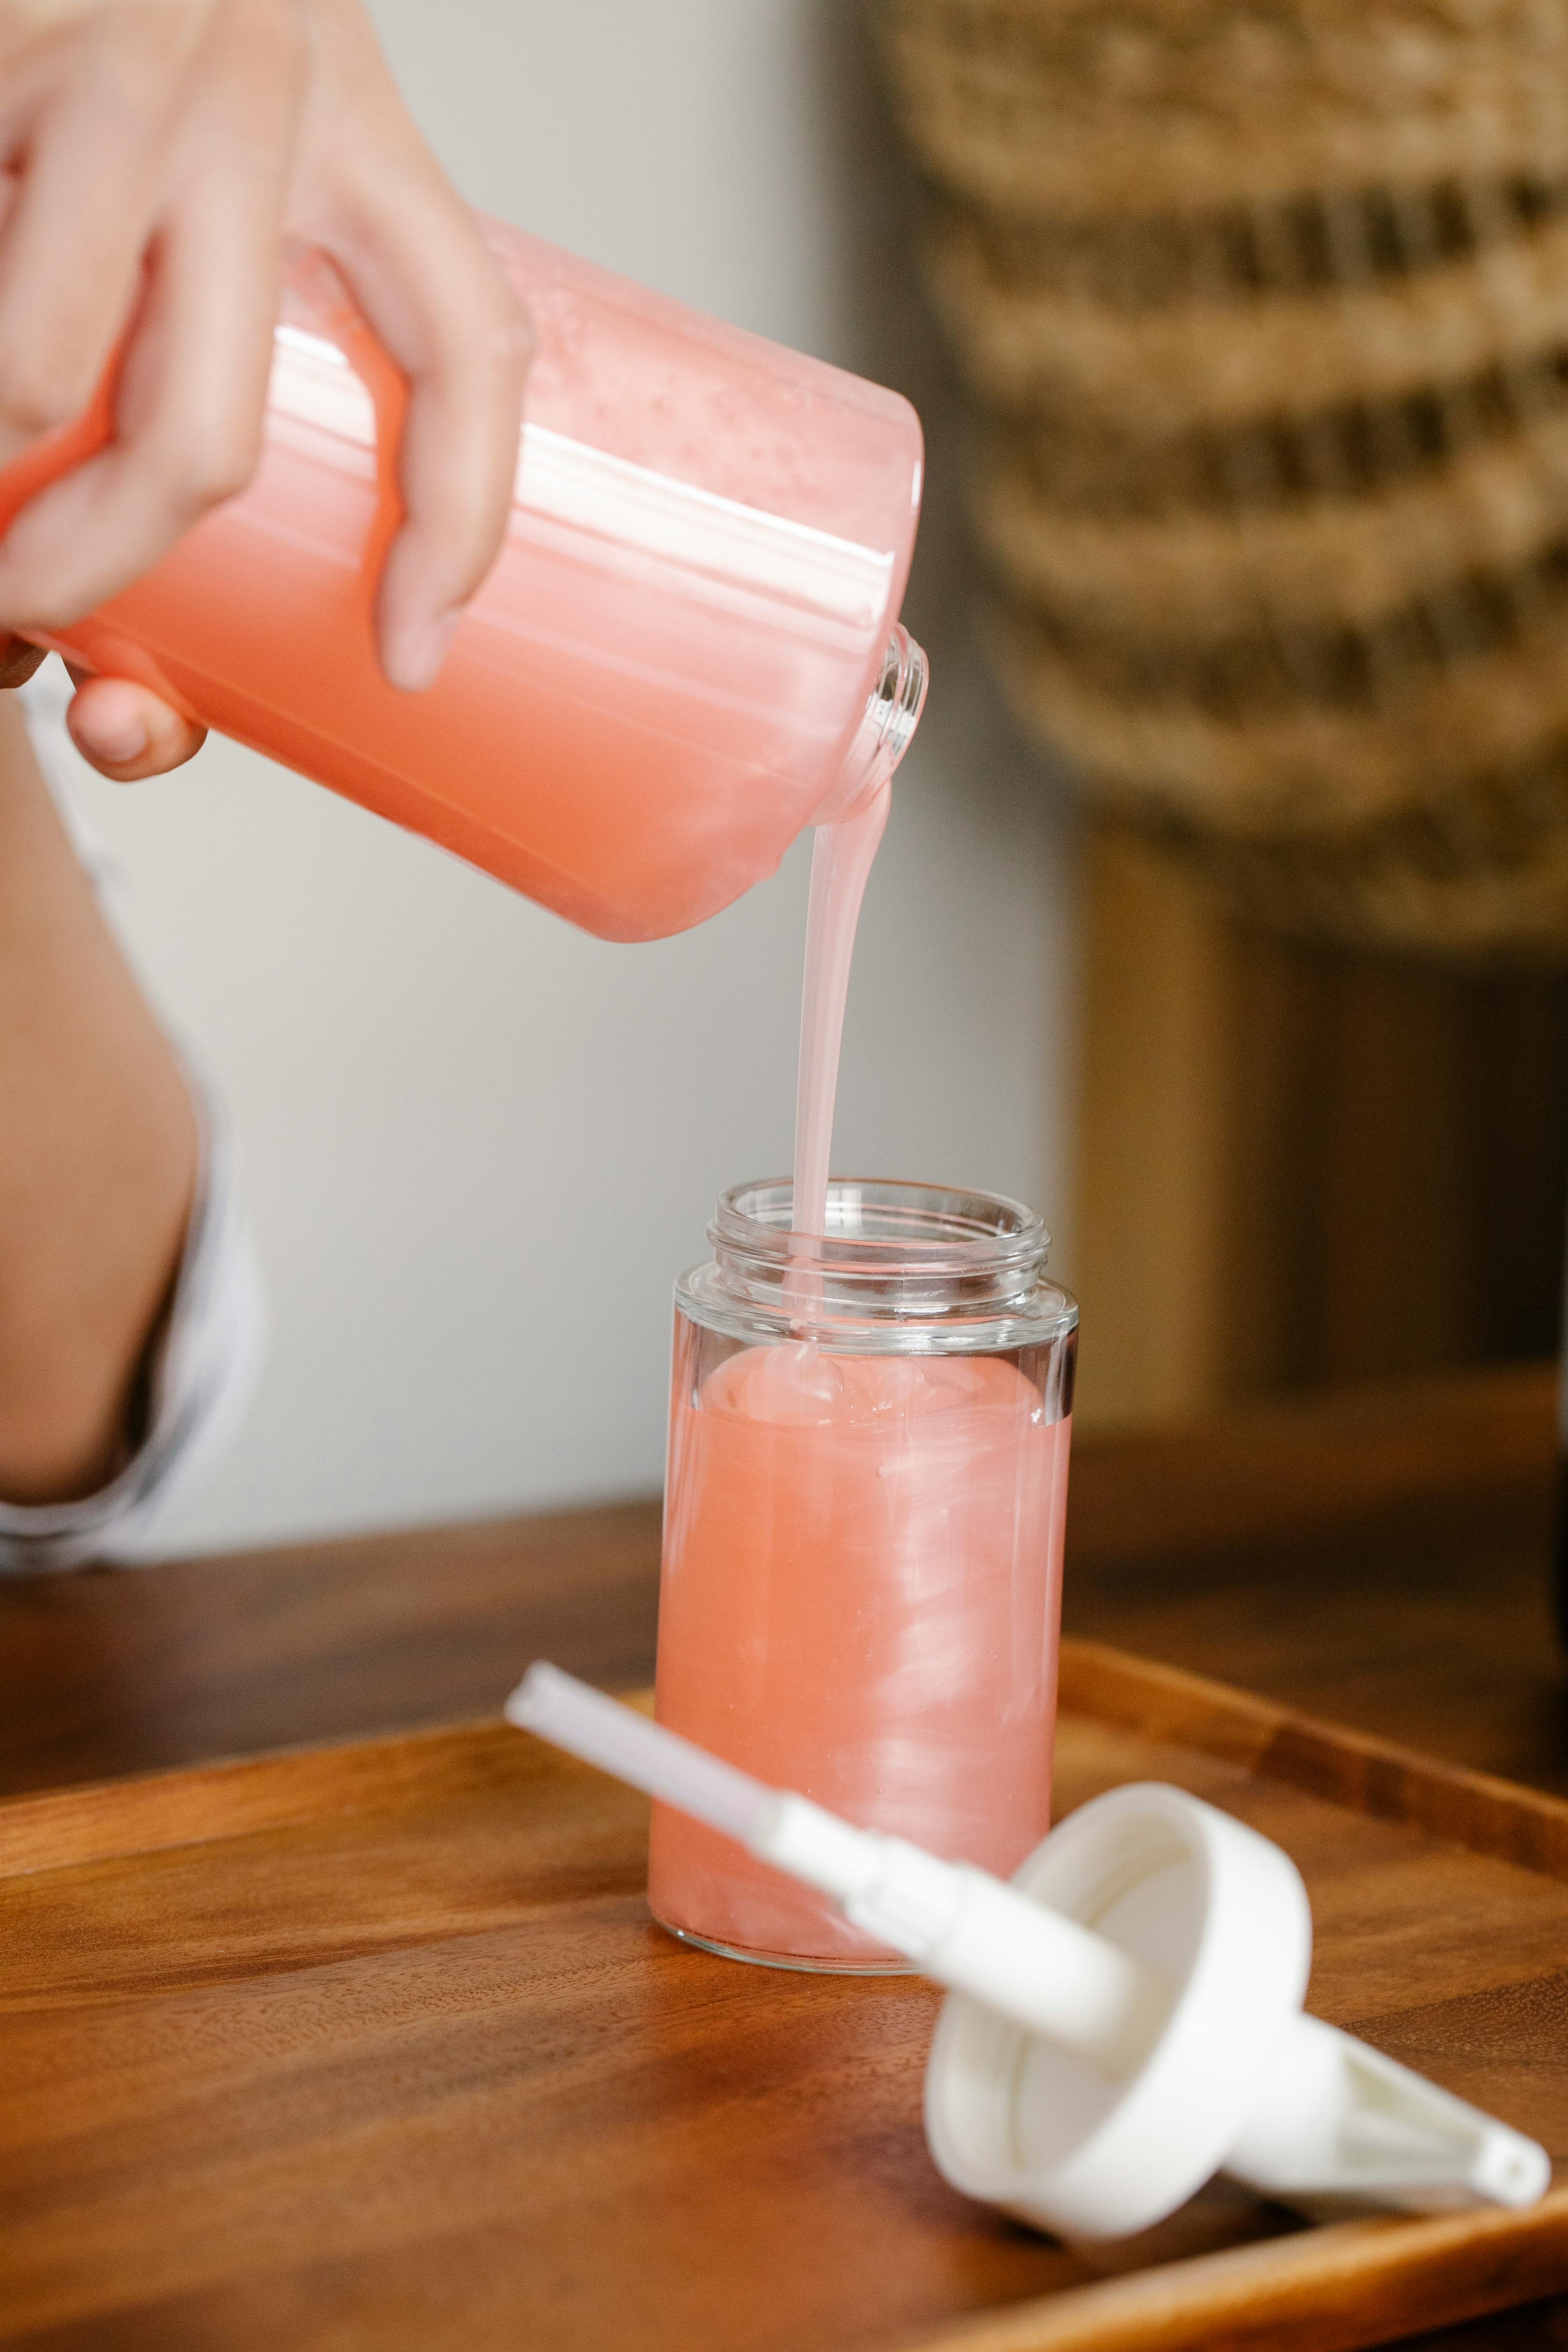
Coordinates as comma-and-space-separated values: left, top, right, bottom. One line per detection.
0, 1078, 266, 1571
0, 668, 266, 1571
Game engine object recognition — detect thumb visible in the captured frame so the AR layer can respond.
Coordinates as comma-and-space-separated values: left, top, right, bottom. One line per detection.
65, 673, 207, 780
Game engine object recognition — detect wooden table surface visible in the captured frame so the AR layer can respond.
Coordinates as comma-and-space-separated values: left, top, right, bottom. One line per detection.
4, 1357, 1566, 2349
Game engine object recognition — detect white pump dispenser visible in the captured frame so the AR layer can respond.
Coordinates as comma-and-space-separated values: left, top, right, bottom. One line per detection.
505, 1663, 1550, 2245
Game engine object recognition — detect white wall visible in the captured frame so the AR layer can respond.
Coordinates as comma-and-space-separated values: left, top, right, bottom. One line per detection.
64, 0, 1080, 1554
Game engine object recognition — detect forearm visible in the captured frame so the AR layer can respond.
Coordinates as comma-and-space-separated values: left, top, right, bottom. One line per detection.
0, 697, 196, 1504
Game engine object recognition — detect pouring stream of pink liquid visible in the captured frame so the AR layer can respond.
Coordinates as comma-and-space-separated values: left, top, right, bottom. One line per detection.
790, 783, 892, 1247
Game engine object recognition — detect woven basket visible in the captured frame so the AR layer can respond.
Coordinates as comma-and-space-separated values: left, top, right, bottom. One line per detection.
876, 0, 1568, 958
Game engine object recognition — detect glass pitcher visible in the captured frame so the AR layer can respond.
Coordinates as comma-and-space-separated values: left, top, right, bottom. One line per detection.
0, 220, 926, 940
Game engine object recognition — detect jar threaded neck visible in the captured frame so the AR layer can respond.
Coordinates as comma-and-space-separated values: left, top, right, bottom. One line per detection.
676, 1177, 1077, 1353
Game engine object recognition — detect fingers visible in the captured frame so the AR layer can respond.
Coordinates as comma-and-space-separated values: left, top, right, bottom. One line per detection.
0, 4, 203, 469
297, 3, 528, 690
65, 672, 206, 777
0, 0, 525, 692
0, 0, 302, 633
332, 190, 529, 689
363, 221, 529, 691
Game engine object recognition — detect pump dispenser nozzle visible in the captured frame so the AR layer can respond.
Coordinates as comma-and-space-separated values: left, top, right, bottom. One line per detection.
505, 1664, 1550, 2244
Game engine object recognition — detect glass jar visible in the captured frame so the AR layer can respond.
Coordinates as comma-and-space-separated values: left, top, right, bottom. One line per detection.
649, 1178, 1078, 1971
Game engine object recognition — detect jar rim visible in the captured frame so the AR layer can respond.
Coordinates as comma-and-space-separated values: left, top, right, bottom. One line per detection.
682, 1176, 1078, 1354
711, 1176, 1050, 1274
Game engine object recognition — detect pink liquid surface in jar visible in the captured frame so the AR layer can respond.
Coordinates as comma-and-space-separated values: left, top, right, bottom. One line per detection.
650, 1326, 1073, 1966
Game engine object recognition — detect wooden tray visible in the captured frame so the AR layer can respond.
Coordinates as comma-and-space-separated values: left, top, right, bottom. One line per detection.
3, 1641, 1567, 2352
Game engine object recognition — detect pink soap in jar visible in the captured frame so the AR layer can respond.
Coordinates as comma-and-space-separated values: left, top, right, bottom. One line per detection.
650, 1179, 1077, 1970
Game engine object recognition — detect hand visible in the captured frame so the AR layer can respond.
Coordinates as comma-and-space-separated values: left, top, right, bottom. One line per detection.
0, 0, 530, 728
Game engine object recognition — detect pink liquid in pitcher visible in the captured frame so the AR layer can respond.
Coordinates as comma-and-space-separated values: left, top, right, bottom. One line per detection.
648, 789, 1075, 1966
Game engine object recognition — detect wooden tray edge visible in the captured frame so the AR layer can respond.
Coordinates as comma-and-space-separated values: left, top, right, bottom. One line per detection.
0, 1716, 520, 1880
0, 1695, 665, 1880
896, 2188, 1568, 2352
1058, 1640, 1568, 1881
11, 1640, 1568, 1891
